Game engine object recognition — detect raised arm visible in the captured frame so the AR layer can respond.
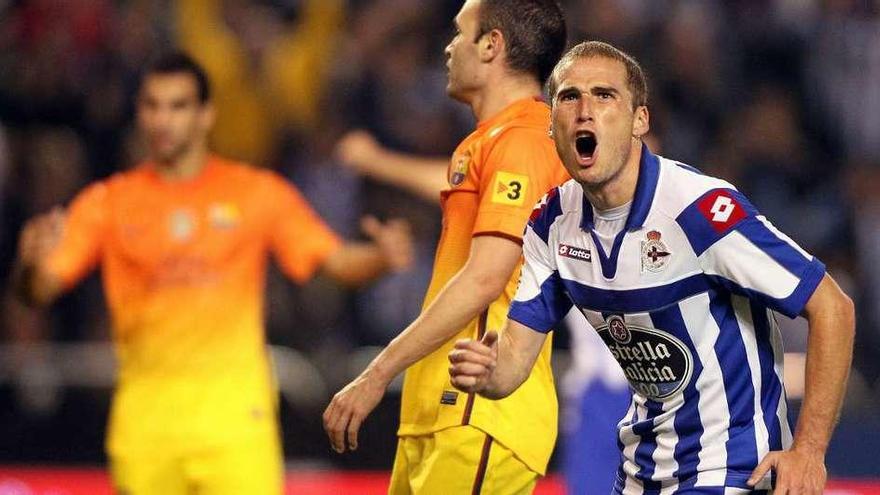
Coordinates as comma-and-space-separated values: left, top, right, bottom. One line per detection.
266, 171, 412, 288
748, 273, 855, 491
319, 216, 413, 287
335, 130, 449, 204
448, 318, 548, 399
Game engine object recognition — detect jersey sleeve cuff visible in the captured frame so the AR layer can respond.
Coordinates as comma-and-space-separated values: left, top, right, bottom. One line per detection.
472, 208, 530, 240
508, 302, 557, 334
775, 257, 826, 318
289, 234, 344, 283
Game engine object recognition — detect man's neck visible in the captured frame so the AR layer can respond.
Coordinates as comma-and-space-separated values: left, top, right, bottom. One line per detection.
154, 145, 209, 181
470, 73, 542, 123
583, 141, 643, 211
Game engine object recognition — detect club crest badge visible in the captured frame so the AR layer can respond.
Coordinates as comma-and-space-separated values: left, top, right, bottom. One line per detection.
208, 202, 241, 230
449, 152, 470, 187
607, 315, 631, 344
169, 209, 196, 241
641, 230, 671, 273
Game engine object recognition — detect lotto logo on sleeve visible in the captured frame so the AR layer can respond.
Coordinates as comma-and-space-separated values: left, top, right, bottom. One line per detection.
697, 189, 748, 233
491, 171, 529, 206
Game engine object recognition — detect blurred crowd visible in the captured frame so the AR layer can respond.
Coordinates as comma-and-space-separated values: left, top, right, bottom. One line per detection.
1, 0, 879, 473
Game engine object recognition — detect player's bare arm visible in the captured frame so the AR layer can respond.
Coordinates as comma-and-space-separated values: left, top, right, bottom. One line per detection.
13, 208, 67, 307
335, 130, 449, 204
321, 216, 414, 287
748, 273, 855, 493
449, 318, 547, 399
322, 234, 522, 453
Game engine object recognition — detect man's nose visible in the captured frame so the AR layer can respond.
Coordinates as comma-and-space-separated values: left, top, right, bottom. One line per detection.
576, 98, 593, 122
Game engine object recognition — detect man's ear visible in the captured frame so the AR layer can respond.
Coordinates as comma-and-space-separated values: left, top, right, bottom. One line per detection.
479, 28, 504, 63
200, 102, 216, 132
633, 105, 649, 138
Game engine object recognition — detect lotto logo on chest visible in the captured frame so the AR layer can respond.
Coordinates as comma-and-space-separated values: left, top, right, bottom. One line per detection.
640, 230, 671, 273
558, 243, 592, 263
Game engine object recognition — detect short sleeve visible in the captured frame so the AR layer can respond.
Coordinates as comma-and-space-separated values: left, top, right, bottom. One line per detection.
676, 188, 825, 318
508, 189, 572, 333
265, 173, 342, 283
473, 128, 562, 242
46, 182, 109, 288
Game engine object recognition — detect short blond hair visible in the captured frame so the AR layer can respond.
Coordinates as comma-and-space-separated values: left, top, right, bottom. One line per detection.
547, 41, 648, 109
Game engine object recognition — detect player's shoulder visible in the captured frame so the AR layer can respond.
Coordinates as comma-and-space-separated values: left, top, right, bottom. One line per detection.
653, 155, 740, 218
86, 164, 149, 200
478, 117, 558, 181
207, 156, 301, 197
69, 179, 112, 209
482, 121, 550, 152
481, 100, 551, 145
555, 179, 588, 212
527, 179, 580, 241
209, 155, 269, 182
654, 156, 761, 251
530, 179, 591, 222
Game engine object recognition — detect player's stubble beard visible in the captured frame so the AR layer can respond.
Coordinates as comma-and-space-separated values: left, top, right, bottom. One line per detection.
151, 137, 190, 166
148, 125, 204, 167
562, 134, 639, 197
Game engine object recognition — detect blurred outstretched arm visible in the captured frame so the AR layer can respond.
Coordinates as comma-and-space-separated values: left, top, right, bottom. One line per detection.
320, 216, 414, 288
13, 208, 67, 307
335, 130, 449, 204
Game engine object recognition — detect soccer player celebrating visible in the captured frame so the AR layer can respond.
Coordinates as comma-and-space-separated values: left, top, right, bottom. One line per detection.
323, 0, 568, 493
13, 52, 412, 495
449, 41, 855, 494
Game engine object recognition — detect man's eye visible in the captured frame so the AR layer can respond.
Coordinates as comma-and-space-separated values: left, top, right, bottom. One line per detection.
597, 92, 612, 99
560, 92, 578, 102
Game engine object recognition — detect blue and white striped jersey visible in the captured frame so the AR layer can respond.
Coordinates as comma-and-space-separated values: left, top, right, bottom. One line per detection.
509, 145, 825, 493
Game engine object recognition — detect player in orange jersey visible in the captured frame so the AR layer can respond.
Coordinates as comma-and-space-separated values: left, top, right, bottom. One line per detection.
13, 52, 412, 495
323, 1, 568, 493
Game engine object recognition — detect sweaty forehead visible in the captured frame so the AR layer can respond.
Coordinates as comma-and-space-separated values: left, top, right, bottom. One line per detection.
555, 56, 628, 90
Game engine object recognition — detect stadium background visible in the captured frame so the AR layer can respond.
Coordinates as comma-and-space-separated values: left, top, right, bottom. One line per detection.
0, 0, 878, 493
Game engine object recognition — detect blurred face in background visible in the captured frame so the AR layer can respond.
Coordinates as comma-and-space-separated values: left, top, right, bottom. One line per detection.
137, 73, 213, 164
444, 0, 485, 103
550, 56, 648, 191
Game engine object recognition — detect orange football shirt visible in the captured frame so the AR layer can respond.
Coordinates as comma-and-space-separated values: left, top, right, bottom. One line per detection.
397, 97, 569, 474
46, 155, 341, 455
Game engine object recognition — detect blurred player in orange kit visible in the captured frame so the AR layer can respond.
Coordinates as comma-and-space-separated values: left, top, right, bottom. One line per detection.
323, 1, 568, 493
12, 52, 412, 495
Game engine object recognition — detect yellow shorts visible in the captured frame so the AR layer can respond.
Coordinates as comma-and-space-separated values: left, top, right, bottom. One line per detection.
109, 429, 283, 495
389, 425, 538, 495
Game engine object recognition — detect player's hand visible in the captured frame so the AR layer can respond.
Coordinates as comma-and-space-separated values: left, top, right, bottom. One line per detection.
323, 371, 388, 453
747, 447, 826, 493
18, 207, 66, 266
449, 331, 498, 393
335, 130, 384, 175
361, 215, 413, 272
